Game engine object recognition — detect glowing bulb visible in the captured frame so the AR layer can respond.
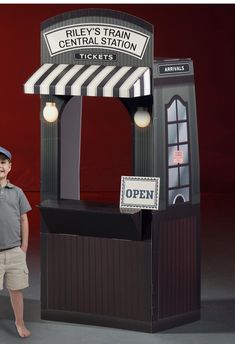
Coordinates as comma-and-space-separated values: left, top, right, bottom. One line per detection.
134, 107, 151, 128
43, 102, 59, 123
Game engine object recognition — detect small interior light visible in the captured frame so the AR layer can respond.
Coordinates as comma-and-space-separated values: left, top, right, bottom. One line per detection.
43, 102, 59, 123
134, 107, 151, 128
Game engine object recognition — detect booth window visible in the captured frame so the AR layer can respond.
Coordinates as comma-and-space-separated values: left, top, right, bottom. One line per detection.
166, 96, 191, 205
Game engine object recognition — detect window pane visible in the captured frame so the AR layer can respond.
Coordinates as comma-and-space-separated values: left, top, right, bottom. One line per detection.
168, 187, 190, 205
168, 145, 178, 166
168, 124, 177, 144
169, 167, 179, 188
178, 122, 188, 142
167, 100, 177, 122
178, 144, 189, 164
177, 99, 187, 120
180, 166, 189, 185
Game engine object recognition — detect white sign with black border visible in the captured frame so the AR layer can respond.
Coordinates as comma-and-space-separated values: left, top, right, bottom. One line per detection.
120, 176, 160, 210
44, 23, 150, 59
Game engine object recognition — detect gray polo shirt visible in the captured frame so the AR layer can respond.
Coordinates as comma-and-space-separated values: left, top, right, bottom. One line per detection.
0, 181, 31, 249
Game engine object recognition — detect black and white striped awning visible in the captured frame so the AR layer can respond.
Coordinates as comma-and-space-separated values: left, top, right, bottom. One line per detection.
24, 63, 151, 98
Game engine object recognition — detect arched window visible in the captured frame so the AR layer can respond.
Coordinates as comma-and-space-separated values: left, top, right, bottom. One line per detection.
60, 96, 132, 204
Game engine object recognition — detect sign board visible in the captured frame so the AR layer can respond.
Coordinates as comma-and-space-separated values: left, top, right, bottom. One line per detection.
120, 176, 160, 210
41, 9, 153, 67
44, 23, 150, 59
158, 63, 190, 75
173, 150, 184, 164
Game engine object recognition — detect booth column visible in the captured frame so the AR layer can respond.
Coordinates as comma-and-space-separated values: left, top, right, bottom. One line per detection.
40, 96, 64, 201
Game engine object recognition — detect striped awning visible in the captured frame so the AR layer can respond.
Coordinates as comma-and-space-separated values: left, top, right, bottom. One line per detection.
24, 63, 151, 98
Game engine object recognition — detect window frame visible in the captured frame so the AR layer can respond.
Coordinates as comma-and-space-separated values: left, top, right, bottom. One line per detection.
165, 95, 191, 206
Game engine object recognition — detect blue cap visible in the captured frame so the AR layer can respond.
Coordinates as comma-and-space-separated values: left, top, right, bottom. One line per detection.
0, 146, 12, 160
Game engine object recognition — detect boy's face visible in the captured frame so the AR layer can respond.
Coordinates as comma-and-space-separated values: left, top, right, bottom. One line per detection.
0, 155, 11, 181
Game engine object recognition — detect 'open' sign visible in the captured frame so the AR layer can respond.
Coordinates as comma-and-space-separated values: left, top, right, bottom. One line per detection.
120, 176, 160, 210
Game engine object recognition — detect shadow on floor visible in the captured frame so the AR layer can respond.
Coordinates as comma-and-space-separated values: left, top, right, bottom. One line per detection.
1, 296, 235, 334
165, 299, 235, 333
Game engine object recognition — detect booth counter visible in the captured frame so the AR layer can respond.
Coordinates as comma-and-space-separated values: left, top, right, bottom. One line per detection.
40, 199, 143, 240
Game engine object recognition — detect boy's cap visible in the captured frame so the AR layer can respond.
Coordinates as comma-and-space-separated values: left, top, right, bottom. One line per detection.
0, 146, 12, 160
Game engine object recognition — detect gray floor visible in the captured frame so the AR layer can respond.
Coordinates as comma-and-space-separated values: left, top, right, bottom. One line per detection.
1, 193, 235, 343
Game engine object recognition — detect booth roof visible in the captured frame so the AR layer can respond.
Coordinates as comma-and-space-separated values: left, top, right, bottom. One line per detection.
24, 63, 151, 98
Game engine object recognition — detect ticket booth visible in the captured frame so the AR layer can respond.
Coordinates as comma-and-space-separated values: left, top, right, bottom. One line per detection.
24, 9, 200, 332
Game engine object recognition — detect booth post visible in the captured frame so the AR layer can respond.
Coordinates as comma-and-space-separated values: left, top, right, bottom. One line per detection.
24, 9, 200, 332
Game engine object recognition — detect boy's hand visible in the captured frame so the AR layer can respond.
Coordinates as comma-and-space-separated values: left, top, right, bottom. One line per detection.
20, 246, 28, 254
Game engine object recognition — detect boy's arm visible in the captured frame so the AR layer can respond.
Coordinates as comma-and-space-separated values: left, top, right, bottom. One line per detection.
20, 213, 29, 253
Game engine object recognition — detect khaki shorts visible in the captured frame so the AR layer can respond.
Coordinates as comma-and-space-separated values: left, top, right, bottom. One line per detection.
0, 247, 29, 291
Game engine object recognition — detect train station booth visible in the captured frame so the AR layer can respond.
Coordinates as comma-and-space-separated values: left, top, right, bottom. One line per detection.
24, 8, 200, 332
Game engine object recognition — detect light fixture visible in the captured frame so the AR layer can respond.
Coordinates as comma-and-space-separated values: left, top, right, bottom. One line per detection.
134, 107, 151, 128
43, 102, 59, 123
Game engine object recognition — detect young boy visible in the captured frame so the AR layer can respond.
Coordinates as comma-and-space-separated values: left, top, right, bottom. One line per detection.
0, 146, 31, 338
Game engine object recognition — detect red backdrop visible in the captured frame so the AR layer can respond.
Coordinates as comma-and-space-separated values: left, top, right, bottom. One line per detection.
0, 4, 234, 235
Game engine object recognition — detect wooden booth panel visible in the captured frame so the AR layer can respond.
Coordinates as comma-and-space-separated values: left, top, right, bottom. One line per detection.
151, 205, 200, 329
42, 233, 152, 324
158, 216, 199, 317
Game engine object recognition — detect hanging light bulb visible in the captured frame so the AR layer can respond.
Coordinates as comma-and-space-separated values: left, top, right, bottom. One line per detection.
43, 102, 59, 123
134, 107, 151, 128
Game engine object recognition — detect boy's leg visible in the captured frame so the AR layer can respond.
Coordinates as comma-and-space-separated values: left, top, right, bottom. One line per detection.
8, 289, 31, 338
